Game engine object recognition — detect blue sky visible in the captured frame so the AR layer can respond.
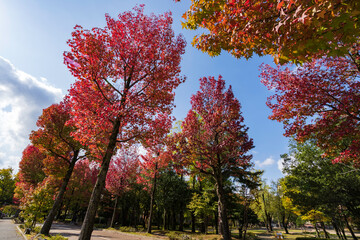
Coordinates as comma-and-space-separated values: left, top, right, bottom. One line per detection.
0, 0, 289, 183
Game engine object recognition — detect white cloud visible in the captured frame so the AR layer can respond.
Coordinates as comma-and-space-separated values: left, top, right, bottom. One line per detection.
277, 158, 285, 173
255, 156, 276, 168
0, 56, 62, 171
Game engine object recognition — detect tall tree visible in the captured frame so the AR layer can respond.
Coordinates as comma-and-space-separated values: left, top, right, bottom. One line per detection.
261, 57, 360, 166
105, 147, 139, 228
15, 145, 46, 206
0, 168, 16, 206
173, 76, 254, 240
64, 6, 186, 240
30, 101, 83, 235
138, 146, 171, 233
178, 0, 360, 64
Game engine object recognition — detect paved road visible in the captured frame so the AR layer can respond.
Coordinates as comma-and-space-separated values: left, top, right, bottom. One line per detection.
49, 223, 164, 240
0, 218, 24, 240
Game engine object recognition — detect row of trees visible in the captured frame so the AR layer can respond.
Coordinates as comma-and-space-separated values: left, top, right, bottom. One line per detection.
5, 0, 360, 239
12, 75, 260, 240
9, 6, 258, 239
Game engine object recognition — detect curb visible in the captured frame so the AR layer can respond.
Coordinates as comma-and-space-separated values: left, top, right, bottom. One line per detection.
15, 225, 27, 240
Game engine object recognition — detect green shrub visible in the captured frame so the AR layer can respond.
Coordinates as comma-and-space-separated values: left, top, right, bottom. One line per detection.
47, 234, 68, 240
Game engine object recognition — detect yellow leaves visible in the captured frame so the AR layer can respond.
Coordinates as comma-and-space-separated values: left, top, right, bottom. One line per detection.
301, 209, 331, 223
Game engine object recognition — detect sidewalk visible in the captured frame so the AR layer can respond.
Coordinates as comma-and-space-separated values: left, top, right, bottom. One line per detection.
48, 223, 164, 240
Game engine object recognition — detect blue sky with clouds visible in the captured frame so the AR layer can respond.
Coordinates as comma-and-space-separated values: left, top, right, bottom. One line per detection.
0, 0, 289, 182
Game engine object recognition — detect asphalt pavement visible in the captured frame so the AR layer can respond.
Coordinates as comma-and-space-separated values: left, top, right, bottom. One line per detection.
0, 218, 24, 240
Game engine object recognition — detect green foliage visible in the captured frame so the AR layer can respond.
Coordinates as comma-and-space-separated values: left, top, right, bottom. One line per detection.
187, 191, 216, 221
282, 140, 360, 222
0, 168, 16, 205
2, 205, 18, 216
20, 179, 55, 229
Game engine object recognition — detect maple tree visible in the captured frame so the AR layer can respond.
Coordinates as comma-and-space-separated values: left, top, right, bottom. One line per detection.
29, 101, 83, 235
64, 5, 185, 239
173, 76, 253, 240
15, 145, 46, 206
261, 57, 360, 166
61, 158, 98, 223
105, 147, 139, 227
178, 0, 360, 64
138, 147, 171, 233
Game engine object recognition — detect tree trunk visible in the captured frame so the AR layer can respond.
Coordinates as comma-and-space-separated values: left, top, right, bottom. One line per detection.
200, 212, 206, 234
78, 119, 120, 240
179, 209, 184, 231
238, 219, 243, 240
191, 212, 196, 233
282, 215, 289, 234
41, 150, 79, 235
163, 209, 167, 230
215, 176, 231, 240
321, 221, 330, 239
215, 210, 219, 234
315, 223, 320, 238
242, 200, 249, 240
147, 163, 157, 234
71, 203, 80, 224
344, 214, 357, 240
55, 201, 63, 220
332, 219, 344, 240
171, 208, 176, 231
110, 196, 119, 228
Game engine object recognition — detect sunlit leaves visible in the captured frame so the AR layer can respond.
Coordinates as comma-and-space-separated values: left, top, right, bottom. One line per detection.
180, 0, 360, 64
261, 57, 360, 166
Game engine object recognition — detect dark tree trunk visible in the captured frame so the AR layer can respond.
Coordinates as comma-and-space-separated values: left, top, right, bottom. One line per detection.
163, 209, 167, 230
242, 199, 249, 240
55, 201, 63, 220
215, 210, 219, 234
315, 223, 320, 238
215, 176, 231, 240
344, 214, 357, 240
321, 221, 330, 238
191, 212, 196, 233
41, 150, 79, 235
282, 215, 289, 234
179, 209, 184, 231
78, 119, 120, 240
332, 219, 344, 240
238, 220, 243, 240
268, 214, 273, 232
200, 212, 206, 234
147, 163, 157, 234
110, 196, 119, 228
71, 203, 80, 224
171, 208, 176, 231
